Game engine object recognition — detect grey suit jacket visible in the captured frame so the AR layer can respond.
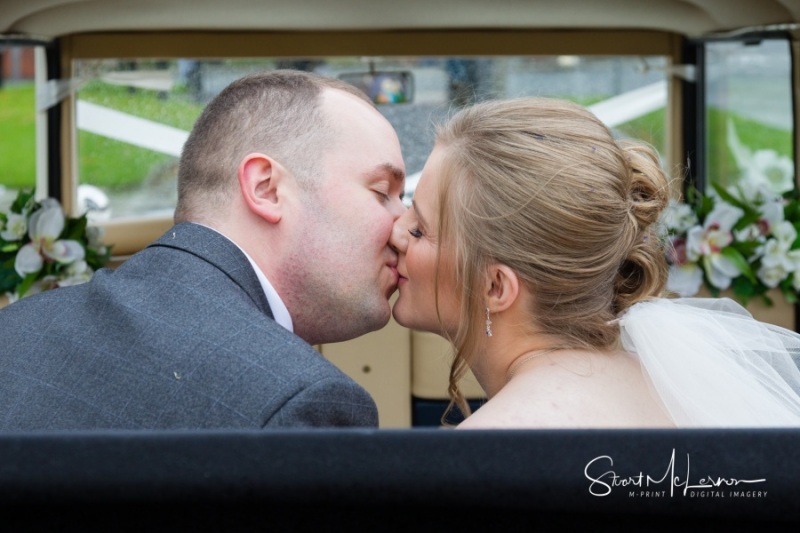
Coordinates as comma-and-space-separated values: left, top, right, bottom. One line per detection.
0, 223, 378, 430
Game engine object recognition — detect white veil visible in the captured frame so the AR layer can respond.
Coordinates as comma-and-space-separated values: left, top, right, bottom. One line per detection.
618, 298, 800, 427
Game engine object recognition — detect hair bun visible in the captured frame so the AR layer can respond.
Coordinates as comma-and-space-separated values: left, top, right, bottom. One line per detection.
622, 141, 670, 226
612, 141, 671, 315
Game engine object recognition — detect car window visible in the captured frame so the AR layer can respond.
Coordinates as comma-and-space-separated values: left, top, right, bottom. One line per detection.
0, 45, 38, 208
705, 38, 794, 196
73, 55, 669, 219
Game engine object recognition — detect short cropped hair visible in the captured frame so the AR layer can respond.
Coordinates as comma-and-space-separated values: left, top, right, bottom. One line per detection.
175, 70, 372, 222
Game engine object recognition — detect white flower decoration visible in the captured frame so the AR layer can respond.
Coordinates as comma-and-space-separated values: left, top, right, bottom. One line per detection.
756, 233, 800, 289
702, 254, 742, 290
771, 220, 797, 249
667, 263, 703, 297
1, 213, 28, 241
730, 180, 779, 205
727, 120, 795, 196
734, 224, 762, 243
58, 260, 94, 287
686, 203, 742, 259
758, 240, 791, 287
791, 260, 800, 292
759, 200, 785, 236
757, 263, 790, 288
661, 200, 698, 234
13, 204, 85, 278
686, 202, 744, 290
747, 150, 795, 195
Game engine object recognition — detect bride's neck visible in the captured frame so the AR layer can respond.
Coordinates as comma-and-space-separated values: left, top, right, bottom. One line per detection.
472, 326, 565, 398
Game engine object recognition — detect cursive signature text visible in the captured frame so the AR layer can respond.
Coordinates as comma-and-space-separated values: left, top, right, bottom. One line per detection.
584, 449, 766, 497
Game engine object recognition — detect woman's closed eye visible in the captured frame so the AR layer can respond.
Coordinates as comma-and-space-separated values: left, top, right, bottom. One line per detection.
408, 227, 423, 239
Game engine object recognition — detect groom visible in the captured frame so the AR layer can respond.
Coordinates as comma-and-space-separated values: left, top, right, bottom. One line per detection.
0, 71, 406, 429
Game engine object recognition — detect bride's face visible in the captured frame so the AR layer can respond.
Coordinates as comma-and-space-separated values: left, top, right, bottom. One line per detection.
390, 145, 460, 335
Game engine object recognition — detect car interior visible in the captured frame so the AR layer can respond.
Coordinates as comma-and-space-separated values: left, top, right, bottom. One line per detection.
1, 0, 800, 529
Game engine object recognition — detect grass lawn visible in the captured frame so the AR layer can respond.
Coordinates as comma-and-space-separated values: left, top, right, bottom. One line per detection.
571, 95, 792, 189
1, 81, 204, 192
617, 108, 666, 156
0, 83, 36, 189
567, 94, 667, 156
77, 132, 176, 189
707, 107, 793, 189
78, 81, 203, 130
77, 81, 203, 190
1, 82, 794, 195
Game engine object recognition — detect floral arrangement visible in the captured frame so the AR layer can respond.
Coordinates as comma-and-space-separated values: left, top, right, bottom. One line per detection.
0, 189, 111, 303
662, 119, 798, 306
661, 183, 800, 305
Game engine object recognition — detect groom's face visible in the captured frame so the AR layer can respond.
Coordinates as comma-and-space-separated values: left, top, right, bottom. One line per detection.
280, 89, 406, 344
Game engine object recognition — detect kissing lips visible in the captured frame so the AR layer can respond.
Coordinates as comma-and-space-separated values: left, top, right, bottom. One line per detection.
384, 262, 400, 296
396, 265, 408, 286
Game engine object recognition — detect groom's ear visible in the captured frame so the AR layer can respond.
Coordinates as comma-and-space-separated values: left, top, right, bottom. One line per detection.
237, 153, 288, 224
485, 263, 520, 313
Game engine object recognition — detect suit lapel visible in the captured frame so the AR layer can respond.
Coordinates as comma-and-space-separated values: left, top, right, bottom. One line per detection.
148, 223, 274, 319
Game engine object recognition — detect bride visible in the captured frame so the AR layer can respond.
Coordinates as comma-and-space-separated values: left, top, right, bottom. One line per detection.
390, 97, 800, 428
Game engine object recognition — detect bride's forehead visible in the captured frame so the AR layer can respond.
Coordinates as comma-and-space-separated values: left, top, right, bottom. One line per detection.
419, 151, 451, 189
414, 170, 439, 201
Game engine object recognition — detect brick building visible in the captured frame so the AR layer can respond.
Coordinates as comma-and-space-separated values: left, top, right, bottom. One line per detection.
1, 46, 36, 82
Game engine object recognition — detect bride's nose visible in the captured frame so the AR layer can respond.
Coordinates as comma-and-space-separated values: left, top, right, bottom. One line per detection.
390, 212, 410, 253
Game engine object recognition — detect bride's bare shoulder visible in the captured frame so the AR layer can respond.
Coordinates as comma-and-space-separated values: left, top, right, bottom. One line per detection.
457, 351, 673, 429
456, 375, 593, 429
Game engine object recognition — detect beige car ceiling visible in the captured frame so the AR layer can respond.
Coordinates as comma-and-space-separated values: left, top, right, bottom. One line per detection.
2, 0, 800, 40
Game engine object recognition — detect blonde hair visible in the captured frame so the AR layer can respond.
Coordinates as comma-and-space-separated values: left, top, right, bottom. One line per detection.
176, 70, 372, 222
434, 97, 670, 418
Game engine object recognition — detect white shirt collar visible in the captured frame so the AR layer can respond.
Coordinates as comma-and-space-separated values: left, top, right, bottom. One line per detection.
195, 224, 294, 332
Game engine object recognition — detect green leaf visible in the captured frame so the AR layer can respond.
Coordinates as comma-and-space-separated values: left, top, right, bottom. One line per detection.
63, 215, 88, 241
16, 272, 38, 298
779, 277, 799, 304
85, 245, 112, 270
761, 292, 775, 307
10, 188, 35, 214
1, 243, 21, 253
732, 276, 755, 295
785, 200, 800, 222
699, 195, 715, 219
730, 276, 756, 305
720, 247, 756, 283
731, 239, 760, 258
791, 222, 800, 249
686, 186, 697, 205
782, 286, 798, 304
0, 267, 22, 294
711, 182, 748, 211
733, 211, 759, 232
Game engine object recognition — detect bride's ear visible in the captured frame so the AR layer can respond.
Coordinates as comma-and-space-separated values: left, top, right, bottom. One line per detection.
485, 263, 520, 313
237, 152, 287, 224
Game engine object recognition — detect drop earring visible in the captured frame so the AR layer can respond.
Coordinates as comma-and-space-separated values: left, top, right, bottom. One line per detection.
485, 307, 493, 337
